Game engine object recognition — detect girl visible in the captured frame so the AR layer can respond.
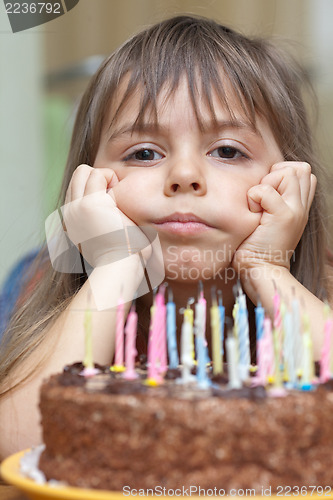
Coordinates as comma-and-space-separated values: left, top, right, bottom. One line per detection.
0, 15, 332, 458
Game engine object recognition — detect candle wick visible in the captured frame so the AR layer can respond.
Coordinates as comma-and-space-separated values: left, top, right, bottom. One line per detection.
198, 280, 204, 301
211, 286, 217, 306
217, 289, 223, 307
187, 297, 195, 308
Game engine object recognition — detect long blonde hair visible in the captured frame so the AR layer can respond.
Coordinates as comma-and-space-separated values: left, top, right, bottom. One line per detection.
0, 15, 330, 396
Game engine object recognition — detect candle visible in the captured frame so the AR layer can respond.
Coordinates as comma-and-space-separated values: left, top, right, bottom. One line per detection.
272, 319, 283, 388
255, 300, 265, 342
237, 291, 250, 381
184, 298, 195, 360
166, 288, 179, 370
81, 293, 99, 377
178, 308, 195, 384
147, 288, 157, 363
123, 302, 138, 380
320, 303, 333, 383
199, 281, 210, 364
195, 300, 210, 388
232, 301, 239, 341
226, 333, 241, 389
156, 285, 168, 375
283, 309, 296, 386
255, 300, 265, 375
217, 290, 225, 364
257, 317, 275, 385
112, 293, 125, 372
211, 288, 223, 375
147, 286, 165, 383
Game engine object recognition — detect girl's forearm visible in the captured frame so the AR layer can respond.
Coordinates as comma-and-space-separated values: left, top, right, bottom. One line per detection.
241, 264, 326, 360
47, 253, 145, 370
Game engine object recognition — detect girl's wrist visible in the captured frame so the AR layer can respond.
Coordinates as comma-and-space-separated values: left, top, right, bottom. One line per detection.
238, 262, 291, 305
88, 253, 146, 310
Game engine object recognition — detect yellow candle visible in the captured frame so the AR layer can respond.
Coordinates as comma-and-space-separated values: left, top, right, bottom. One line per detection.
211, 303, 222, 375
272, 326, 282, 387
232, 302, 239, 340
184, 306, 193, 325
184, 300, 195, 360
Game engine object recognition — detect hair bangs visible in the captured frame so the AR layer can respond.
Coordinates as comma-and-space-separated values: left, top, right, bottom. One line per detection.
105, 21, 262, 136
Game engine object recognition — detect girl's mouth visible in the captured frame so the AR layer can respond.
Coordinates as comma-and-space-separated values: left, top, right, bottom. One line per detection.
153, 213, 213, 235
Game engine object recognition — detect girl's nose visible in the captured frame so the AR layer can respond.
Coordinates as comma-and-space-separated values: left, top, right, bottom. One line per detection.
164, 159, 207, 196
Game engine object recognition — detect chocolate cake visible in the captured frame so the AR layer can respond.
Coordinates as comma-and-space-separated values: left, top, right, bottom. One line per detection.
38, 364, 333, 493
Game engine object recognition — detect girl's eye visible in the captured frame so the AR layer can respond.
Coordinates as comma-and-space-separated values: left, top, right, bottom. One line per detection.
209, 146, 247, 160
124, 148, 163, 162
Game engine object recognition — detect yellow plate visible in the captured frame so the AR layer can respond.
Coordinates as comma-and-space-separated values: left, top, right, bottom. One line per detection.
0, 450, 124, 500
1, 449, 331, 500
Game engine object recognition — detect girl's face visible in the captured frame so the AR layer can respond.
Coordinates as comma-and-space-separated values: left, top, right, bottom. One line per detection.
94, 77, 283, 283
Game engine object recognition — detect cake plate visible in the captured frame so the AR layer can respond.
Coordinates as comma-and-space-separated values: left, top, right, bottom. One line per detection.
0, 449, 329, 500
1, 450, 125, 500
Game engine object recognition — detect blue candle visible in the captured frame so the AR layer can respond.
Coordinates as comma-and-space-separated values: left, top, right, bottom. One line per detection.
217, 290, 225, 361
195, 285, 210, 388
166, 288, 179, 369
255, 300, 265, 342
237, 291, 250, 381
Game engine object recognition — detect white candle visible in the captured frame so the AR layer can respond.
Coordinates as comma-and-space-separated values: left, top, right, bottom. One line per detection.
178, 313, 195, 384
226, 335, 241, 389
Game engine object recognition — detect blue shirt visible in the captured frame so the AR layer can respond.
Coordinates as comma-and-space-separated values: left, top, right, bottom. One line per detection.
0, 250, 39, 338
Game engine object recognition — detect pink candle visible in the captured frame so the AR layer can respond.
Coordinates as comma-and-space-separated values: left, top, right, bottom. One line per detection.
199, 282, 207, 351
114, 295, 125, 369
148, 285, 166, 382
158, 292, 167, 375
257, 318, 275, 385
123, 304, 138, 380
147, 289, 157, 363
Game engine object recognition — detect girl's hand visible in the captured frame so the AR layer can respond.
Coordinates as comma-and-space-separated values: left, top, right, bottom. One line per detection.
232, 162, 317, 279
62, 165, 151, 267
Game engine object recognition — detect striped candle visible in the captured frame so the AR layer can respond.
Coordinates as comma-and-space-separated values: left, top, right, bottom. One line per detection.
123, 302, 138, 380
218, 290, 225, 364
166, 288, 179, 369
113, 294, 125, 370
237, 292, 250, 381
195, 300, 210, 388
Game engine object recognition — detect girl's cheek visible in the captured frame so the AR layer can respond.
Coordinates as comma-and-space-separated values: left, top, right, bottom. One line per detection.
111, 175, 146, 216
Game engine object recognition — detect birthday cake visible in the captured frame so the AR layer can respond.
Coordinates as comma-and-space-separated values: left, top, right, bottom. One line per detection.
38, 285, 333, 493
38, 362, 333, 493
